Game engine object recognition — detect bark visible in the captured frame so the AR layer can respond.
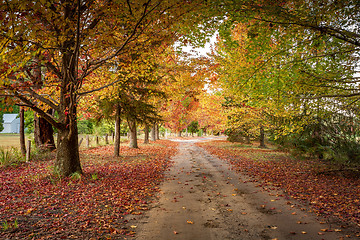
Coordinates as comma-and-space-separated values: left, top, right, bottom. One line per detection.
245, 135, 251, 144
155, 123, 160, 140
55, 124, 82, 176
34, 110, 56, 151
19, 107, 26, 156
144, 123, 150, 144
32, 54, 56, 152
128, 119, 138, 148
54, 12, 82, 176
259, 125, 266, 148
114, 104, 121, 156
150, 123, 156, 141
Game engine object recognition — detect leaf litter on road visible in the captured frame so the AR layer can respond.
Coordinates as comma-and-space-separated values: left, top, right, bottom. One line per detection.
198, 140, 360, 234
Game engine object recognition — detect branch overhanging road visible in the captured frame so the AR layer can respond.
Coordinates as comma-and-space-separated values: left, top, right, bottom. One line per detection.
130, 137, 356, 240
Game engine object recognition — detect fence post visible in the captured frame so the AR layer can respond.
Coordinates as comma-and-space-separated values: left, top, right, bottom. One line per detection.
26, 140, 31, 162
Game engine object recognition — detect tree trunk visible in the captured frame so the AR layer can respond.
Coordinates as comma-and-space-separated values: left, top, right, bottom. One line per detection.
114, 104, 121, 156
34, 110, 56, 151
55, 124, 82, 176
177, 131, 182, 137
259, 125, 266, 148
245, 135, 251, 144
32, 54, 56, 152
155, 123, 160, 140
55, 28, 81, 176
151, 123, 156, 141
19, 107, 26, 156
144, 123, 150, 144
128, 119, 138, 148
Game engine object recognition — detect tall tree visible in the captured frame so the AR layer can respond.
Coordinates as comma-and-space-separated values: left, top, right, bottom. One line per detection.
0, 0, 204, 176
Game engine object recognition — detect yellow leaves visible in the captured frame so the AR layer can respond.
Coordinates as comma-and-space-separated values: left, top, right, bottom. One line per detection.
26, 208, 35, 214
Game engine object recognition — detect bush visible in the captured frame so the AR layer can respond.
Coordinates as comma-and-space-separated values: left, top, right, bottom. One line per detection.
272, 115, 360, 165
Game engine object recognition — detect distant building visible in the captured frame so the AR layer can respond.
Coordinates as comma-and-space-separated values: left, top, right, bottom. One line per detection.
1, 114, 20, 134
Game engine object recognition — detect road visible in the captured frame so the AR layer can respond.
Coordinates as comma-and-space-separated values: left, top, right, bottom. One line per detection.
130, 138, 356, 239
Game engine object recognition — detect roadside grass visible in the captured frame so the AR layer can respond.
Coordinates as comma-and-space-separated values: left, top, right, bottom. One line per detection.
0, 140, 178, 239
198, 140, 360, 232
205, 140, 291, 161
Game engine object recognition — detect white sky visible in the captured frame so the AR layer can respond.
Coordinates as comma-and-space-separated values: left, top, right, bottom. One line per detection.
177, 33, 218, 57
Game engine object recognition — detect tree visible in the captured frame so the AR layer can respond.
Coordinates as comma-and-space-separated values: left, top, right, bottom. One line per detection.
0, 0, 205, 176
143, 123, 150, 144
0, 111, 3, 133
114, 103, 121, 156
194, 91, 227, 135
210, 1, 360, 159
19, 107, 26, 156
161, 53, 212, 136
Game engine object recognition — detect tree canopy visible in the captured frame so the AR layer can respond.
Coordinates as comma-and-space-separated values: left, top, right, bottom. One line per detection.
1, 0, 360, 173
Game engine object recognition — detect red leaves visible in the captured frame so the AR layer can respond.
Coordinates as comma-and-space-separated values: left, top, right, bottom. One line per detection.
199, 140, 360, 226
0, 140, 177, 239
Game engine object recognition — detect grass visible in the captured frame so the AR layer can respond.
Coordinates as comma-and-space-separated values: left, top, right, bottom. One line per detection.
210, 140, 289, 161
0, 133, 120, 150
0, 134, 29, 149
0, 147, 25, 167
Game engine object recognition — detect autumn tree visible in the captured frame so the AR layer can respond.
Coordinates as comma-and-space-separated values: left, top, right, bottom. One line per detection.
0, 0, 211, 176
193, 90, 226, 135
212, 1, 360, 160
160, 51, 215, 136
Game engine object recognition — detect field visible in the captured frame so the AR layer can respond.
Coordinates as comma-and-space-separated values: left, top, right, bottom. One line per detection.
0, 134, 29, 149
0, 134, 130, 150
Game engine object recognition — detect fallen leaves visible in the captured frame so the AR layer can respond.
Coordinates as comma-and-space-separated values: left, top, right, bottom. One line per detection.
198, 140, 360, 226
0, 140, 178, 239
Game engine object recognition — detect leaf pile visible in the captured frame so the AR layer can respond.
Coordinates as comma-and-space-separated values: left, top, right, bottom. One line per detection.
198, 140, 360, 227
0, 140, 177, 239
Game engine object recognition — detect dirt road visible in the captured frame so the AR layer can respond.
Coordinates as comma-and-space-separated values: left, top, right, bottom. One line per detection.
130, 138, 357, 239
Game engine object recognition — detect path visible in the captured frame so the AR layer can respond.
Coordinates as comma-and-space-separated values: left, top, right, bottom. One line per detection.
131, 138, 357, 239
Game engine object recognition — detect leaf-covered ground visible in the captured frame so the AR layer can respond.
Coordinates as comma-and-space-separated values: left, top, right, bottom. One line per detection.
0, 140, 178, 239
198, 140, 360, 229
